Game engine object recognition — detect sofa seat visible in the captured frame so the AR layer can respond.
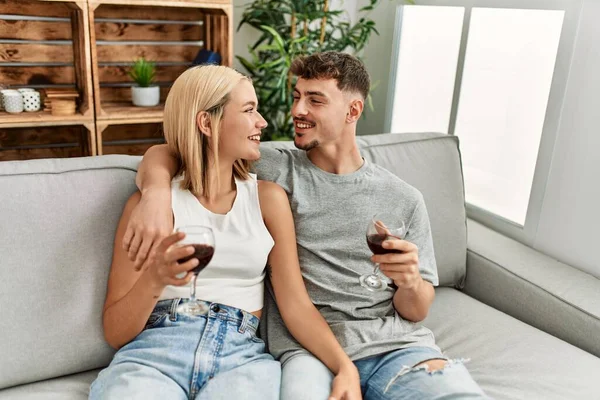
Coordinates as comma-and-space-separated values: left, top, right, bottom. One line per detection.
0, 370, 100, 400
424, 288, 600, 400
5, 289, 598, 399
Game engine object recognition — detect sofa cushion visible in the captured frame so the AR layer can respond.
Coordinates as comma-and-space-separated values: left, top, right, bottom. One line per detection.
425, 288, 599, 399
0, 155, 140, 390
464, 219, 600, 358
263, 133, 468, 287
0, 369, 99, 400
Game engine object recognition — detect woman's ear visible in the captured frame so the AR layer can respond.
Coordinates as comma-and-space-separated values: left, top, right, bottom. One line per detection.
196, 111, 212, 137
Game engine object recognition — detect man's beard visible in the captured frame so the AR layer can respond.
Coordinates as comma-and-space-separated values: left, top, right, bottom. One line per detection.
294, 138, 319, 151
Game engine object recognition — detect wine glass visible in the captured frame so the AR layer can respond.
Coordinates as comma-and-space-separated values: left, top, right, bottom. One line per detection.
175, 225, 215, 316
360, 212, 407, 292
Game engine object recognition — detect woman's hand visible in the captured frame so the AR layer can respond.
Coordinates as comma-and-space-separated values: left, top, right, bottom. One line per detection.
329, 364, 362, 400
144, 232, 198, 289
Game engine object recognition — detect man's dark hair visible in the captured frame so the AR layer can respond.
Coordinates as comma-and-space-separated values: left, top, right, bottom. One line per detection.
290, 51, 370, 100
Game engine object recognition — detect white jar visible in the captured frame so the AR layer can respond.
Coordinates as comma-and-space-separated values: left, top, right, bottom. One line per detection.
2, 90, 23, 113
22, 91, 41, 112
17, 88, 35, 94
1, 89, 18, 110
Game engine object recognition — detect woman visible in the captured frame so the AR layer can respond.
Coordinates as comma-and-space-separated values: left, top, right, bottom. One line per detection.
89, 65, 360, 400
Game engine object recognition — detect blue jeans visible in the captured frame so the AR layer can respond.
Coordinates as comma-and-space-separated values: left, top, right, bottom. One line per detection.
281, 347, 489, 400
89, 299, 280, 400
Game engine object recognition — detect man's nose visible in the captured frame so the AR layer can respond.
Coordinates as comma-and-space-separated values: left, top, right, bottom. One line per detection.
292, 99, 307, 116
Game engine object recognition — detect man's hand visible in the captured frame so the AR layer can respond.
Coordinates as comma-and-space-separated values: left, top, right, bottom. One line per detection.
372, 238, 424, 290
122, 188, 173, 271
329, 364, 362, 400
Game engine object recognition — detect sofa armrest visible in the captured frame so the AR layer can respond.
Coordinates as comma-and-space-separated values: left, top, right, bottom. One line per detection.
464, 219, 600, 357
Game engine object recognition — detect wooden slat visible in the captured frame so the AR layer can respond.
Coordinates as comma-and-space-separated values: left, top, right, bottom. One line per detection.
95, 22, 203, 42
206, 13, 229, 66
0, 44, 74, 63
98, 64, 187, 84
98, 101, 164, 121
70, 4, 93, 118
96, 44, 201, 63
0, 66, 75, 85
0, 20, 73, 41
0, 125, 82, 147
94, 4, 204, 22
101, 142, 160, 156
99, 86, 170, 103
0, 146, 83, 161
102, 122, 162, 141
0, 111, 90, 128
0, 0, 71, 18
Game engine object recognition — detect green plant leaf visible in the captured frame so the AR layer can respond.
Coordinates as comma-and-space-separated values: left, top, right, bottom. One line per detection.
128, 57, 156, 87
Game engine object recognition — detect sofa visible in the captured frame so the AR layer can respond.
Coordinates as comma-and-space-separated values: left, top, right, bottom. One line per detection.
0, 132, 598, 399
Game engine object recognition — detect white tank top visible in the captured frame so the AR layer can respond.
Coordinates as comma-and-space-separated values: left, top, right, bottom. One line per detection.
159, 173, 274, 312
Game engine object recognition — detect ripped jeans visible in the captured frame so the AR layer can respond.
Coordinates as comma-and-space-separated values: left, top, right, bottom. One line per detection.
281, 346, 489, 400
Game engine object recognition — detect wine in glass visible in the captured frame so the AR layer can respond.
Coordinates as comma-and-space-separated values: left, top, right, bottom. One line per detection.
175, 225, 215, 316
360, 213, 406, 292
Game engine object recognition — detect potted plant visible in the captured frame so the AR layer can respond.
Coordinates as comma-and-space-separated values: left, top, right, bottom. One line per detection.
129, 57, 159, 107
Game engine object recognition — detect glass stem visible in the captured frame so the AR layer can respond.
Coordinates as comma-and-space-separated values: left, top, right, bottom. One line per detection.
190, 273, 198, 302
373, 263, 382, 276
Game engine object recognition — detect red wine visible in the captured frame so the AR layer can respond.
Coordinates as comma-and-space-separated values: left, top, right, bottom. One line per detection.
366, 234, 402, 255
178, 244, 215, 275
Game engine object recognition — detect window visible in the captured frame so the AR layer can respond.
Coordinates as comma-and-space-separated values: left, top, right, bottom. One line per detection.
387, 3, 568, 239
385, 5, 465, 134
455, 8, 564, 225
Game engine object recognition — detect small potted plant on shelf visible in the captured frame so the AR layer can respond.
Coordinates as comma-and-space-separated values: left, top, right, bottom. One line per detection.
129, 57, 159, 107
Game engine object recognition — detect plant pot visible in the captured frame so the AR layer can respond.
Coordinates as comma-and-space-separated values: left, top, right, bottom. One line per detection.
131, 86, 160, 107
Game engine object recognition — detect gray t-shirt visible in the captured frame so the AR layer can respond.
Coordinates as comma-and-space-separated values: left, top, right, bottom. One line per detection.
256, 146, 440, 362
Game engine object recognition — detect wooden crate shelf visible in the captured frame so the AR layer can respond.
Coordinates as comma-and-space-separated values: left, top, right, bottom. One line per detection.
0, 0, 95, 127
89, 0, 232, 122
0, 122, 96, 161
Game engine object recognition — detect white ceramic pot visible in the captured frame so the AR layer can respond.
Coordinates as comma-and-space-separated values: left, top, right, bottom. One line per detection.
3, 91, 23, 113
131, 86, 160, 107
22, 91, 41, 112
1, 89, 19, 111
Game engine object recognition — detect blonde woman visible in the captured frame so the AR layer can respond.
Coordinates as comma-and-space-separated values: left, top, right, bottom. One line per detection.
89, 65, 360, 400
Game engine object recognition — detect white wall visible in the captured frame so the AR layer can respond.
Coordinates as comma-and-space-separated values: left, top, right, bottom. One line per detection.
231, 0, 258, 73
534, 0, 600, 277
357, 0, 403, 135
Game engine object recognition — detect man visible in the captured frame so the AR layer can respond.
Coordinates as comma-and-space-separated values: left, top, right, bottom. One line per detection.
126, 51, 487, 399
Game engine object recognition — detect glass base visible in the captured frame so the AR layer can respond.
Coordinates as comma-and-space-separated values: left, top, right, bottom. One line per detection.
177, 300, 209, 316
359, 274, 388, 292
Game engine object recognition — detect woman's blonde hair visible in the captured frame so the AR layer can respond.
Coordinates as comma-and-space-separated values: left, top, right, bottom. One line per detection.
163, 65, 251, 198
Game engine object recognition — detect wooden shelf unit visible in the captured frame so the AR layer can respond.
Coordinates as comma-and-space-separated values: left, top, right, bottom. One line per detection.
0, 0, 232, 160
0, 0, 95, 124
89, 0, 233, 124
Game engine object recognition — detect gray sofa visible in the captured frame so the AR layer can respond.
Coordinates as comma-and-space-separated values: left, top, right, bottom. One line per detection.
1, 132, 598, 399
